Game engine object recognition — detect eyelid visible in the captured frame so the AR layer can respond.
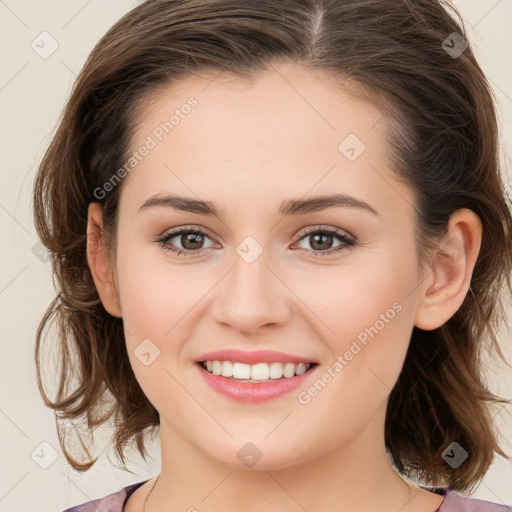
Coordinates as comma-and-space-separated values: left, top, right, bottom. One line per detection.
158, 224, 219, 242
157, 224, 354, 245
155, 224, 356, 257
293, 224, 355, 244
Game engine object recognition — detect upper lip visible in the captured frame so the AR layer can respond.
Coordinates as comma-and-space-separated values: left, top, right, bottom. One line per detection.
195, 349, 318, 365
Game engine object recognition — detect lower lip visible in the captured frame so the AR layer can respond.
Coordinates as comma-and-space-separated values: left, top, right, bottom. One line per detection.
195, 363, 317, 403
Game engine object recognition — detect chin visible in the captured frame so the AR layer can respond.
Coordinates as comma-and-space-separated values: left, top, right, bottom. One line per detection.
204, 440, 320, 472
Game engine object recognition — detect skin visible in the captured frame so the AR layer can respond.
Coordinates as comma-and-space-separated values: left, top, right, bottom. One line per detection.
87, 63, 482, 512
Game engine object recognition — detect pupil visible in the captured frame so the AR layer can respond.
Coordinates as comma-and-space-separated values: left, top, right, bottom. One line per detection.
311, 233, 332, 250
182, 233, 203, 250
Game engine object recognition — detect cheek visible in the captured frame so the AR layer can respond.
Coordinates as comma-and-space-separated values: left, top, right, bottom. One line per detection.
299, 260, 411, 344
116, 251, 203, 404
291, 279, 414, 443
116, 242, 208, 342
295, 251, 417, 394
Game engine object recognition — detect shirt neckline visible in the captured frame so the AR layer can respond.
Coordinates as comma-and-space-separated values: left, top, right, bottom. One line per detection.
122, 479, 151, 512
121, 480, 451, 512
435, 492, 448, 512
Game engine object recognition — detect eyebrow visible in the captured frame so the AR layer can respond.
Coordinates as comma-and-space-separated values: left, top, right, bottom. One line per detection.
137, 193, 379, 218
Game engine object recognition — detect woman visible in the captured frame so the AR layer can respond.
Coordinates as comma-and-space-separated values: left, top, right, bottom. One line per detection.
33, 0, 512, 511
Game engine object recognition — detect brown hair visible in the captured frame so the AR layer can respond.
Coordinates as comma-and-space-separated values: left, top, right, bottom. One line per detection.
33, 0, 512, 491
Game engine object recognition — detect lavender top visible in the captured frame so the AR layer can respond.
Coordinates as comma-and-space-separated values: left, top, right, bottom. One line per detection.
62, 480, 512, 512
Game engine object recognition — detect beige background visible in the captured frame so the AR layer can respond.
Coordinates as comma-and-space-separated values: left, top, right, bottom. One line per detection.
0, 1, 511, 511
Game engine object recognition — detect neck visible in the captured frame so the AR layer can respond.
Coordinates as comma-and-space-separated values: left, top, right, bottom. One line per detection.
146, 406, 425, 512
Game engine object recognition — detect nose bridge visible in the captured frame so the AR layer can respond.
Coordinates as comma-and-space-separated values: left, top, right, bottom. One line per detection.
210, 244, 290, 334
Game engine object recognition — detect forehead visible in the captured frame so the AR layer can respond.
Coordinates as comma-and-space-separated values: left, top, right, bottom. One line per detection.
132, 65, 384, 149
120, 64, 415, 225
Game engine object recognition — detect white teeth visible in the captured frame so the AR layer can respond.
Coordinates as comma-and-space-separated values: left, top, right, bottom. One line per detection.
283, 362, 296, 378
233, 362, 251, 379
295, 363, 308, 375
212, 361, 222, 375
201, 360, 313, 380
250, 363, 269, 380
269, 362, 283, 379
221, 361, 233, 377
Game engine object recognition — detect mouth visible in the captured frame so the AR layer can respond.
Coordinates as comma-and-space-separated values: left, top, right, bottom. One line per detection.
197, 360, 318, 383
195, 358, 320, 402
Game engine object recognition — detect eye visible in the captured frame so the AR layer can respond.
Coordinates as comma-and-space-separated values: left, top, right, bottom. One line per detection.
155, 227, 218, 257
292, 226, 356, 257
154, 225, 356, 258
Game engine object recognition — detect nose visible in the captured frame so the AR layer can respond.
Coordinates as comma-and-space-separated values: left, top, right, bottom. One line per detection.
210, 251, 291, 336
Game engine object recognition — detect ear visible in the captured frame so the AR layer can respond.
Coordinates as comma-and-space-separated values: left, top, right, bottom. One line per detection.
414, 208, 482, 330
86, 202, 122, 318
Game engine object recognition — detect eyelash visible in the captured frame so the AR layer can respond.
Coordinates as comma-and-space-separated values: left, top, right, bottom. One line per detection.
154, 225, 356, 258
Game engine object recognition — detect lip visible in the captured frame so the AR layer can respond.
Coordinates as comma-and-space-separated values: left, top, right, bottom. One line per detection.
194, 349, 318, 365
195, 362, 319, 403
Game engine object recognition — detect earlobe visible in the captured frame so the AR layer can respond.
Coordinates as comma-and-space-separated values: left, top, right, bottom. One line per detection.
414, 209, 482, 331
86, 202, 122, 318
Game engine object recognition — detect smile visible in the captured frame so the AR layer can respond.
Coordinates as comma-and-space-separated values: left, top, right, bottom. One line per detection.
195, 361, 318, 402
199, 360, 315, 381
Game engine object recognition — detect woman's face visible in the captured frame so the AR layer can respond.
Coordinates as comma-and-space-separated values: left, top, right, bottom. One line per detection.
106, 63, 428, 469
